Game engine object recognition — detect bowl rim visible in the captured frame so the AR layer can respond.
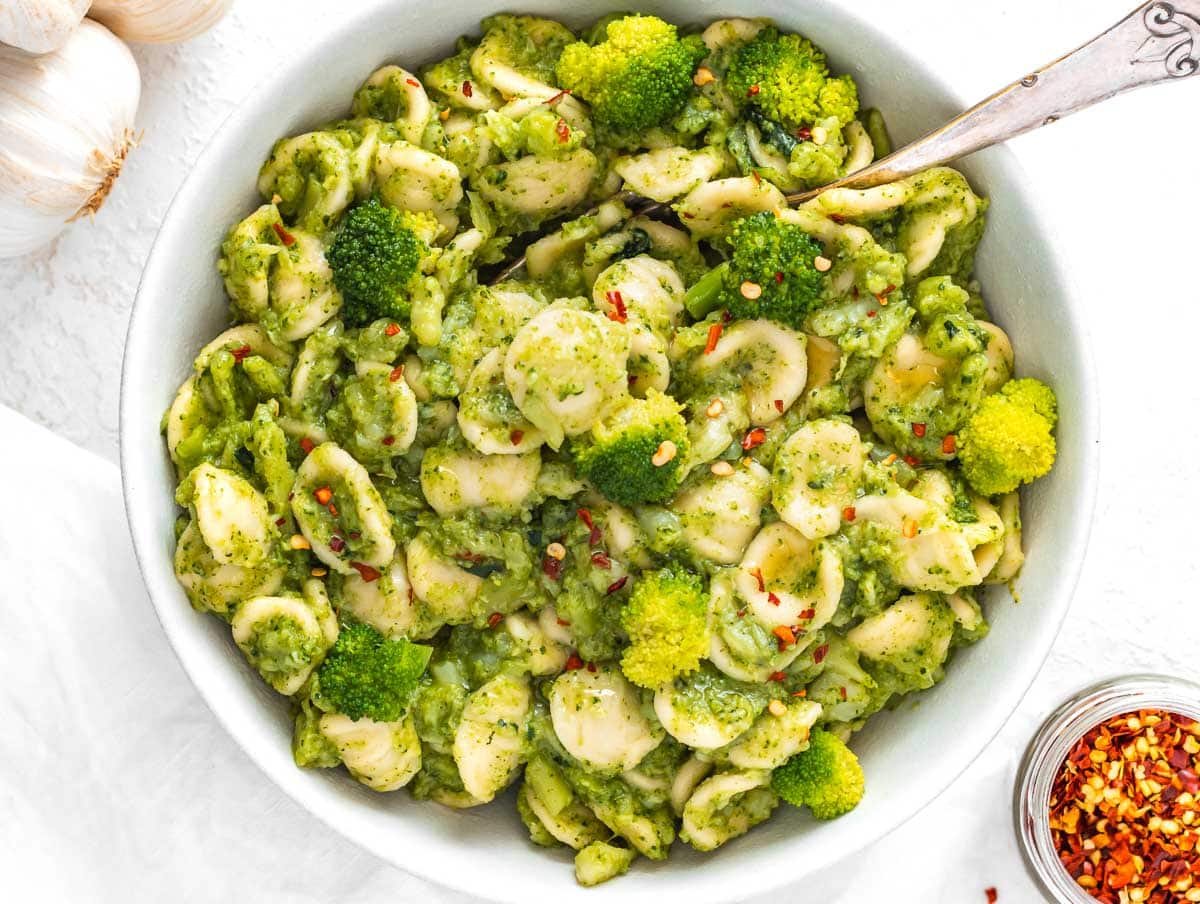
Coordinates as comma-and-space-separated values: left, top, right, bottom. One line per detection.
118, 3, 1101, 900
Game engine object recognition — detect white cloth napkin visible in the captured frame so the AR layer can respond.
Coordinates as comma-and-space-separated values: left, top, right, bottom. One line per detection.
0, 404, 1096, 902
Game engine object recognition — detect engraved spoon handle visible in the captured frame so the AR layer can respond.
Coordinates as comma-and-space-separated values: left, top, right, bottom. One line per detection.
786, 0, 1200, 203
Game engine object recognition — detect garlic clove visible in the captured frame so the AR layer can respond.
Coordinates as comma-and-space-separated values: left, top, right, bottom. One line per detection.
0, 19, 140, 258
88, 0, 234, 45
0, 0, 90, 55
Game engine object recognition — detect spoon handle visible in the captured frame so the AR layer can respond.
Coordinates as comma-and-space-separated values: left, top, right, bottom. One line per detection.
786, 0, 1200, 203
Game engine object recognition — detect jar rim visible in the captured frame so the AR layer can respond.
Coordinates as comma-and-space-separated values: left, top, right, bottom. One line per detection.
1013, 673, 1200, 902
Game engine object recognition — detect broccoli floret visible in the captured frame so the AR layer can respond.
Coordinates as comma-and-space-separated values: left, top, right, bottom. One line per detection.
572, 389, 690, 506
575, 841, 637, 886
684, 211, 825, 329
312, 621, 432, 722
726, 27, 858, 131
620, 568, 708, 689
556, 15, 706, 133
327, 197, 426, 326
477, 14, 576, 87
926, 198, 989, 286
292, 698, 340, 768
958, 378, 1058, 496
772, 729, 865, 820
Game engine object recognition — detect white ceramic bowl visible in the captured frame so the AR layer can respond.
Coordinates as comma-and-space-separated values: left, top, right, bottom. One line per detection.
120, 2, 1099, 901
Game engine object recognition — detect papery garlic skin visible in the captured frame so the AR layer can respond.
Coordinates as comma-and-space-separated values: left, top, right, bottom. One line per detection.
0, 19, 140, 258
0, 0, 90, 55
88, 0, 234, 44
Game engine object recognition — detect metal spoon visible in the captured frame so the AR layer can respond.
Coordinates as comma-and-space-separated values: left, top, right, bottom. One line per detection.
492, 0, 1200, 283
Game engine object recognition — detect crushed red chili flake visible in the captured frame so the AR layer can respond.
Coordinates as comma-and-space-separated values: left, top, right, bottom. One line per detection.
313, 486, 333, 505
749, 567, 765, 593
772, 625, 796, 649
903, 454, 920, 468
747, 83, 760, 96
543, 87, 571, 105
381, 435, 395, 446
797, 608, 816, 621
271, 222, 296, 247
767, 591, 781, 606
230, 344, 253, 362
329, 535, 346, 553
275, 517, 286, 527
704, 321, 724, 355
349, 562, 381, 582
813, 643, 829, 664
384, 322, 401, 337
577, 508, 595, 529
774, 398, 784, 413
867, 310, 877, 318
389, 365, 404, 383
405, 77, 419, 87
299, 437, 315, 454
843, 506, 856, 522
606, 576, 628, 595
768, 671, 787, 682
943, 434, 957, 455
750, 170, 761, 185
454, 551, 486, 563
1049, 708, 1200, 902
796, 126, 812, 141
556, 617, 571, 627
775, 271, 784, 284
875, 283, 897, 306
586, 661, 597, 673
985, 888, 998, 904
542, 554, 564, 581
327, 503, 339, 517
555, 117, 570, 143
829, 213, 847, 224
736, 608, 747, 619
590, 551, 612, 569
741, 427, 767, 450
839, 686, 848, 701
605, 290, 628, 323
461, 80, 473, 97
564, 653, 583, 671
912, 422, 927, 438
510, 429, 524, 446
487, 612, 504, 628
348, 531, 361, 540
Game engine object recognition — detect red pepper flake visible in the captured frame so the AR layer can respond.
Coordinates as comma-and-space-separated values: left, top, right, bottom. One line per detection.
798, 608, 816, 621
313, 486, 333, 505
942, 434, 957, 455
380, 435, 395, 447
542, 554, 564, 581
349, 531, 361, 540
750, 169, 761, 185
230, 344, 253, 362
903, 454, 920, 468
867, 310, 877, 318
555, 117, 570, 143
875, 283, 897, 305
912, 422, 927, 438
586, 661, 597, 673
843, 506, 856, 522
741, 427, 766, 451
510, 429, 524, 446
813, 643, 830, 664
773, 398, 784, 414
405, 77, 420, 87
327, 503, 339, 517
384, 322, 401, 337
389, 365, 404, 383
747, 83, 760, 96
606, 576, 629, 595
768, 671, 787, 682
772, 625, 796, 649
829, 213, 847, 224
349, 561, 381, 582
299, 437, 315, 455
329, 535, 346, 553
605, 290, 627, 323
577, 508, 595, 530
795, 126, 812, 141
721, 309, 732, 323
564, 653, 583, 671
543, 87, 572, 105
839, 686, 848, 701
985, 889, 998, 904
736, 608, 747, 619
792, 689, 808, 698
590, 551, 612, 569
704, 321, 723, 355
767, 591, 781, 606
275, 517, 286, 527
271, 222, 296, 247
556, 617, 571, 627
487, 612, 504, 628
461, 80, 473, 97
454, 551, 486, 563
749, 567, 765, 593
774, 271, 784, 284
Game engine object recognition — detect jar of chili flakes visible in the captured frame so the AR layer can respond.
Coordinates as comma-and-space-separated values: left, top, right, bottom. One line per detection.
1016, 675, 1200, 903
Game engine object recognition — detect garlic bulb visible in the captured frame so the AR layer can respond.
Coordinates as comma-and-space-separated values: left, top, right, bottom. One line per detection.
0, 0, 90, 54
88, 0, 233, 44
0, 19, 140, 258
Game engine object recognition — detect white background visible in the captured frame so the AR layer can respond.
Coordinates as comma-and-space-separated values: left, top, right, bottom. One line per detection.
2, 0, 1198, 901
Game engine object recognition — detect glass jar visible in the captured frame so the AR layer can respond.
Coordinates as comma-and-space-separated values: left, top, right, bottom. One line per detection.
1014, 674, 1200, 901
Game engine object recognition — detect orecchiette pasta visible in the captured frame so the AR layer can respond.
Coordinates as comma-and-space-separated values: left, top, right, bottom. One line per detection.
550, 666, 662, 772
453, 674, 532, 802
189, 463, 276, 568
735, 522, 844, 632
679, 770, 778, 852
674, 460, 771, 565
320, 712, 422, 791
772, 419, 866, 539
613, 147, 726, 204
688, 320, 808, 426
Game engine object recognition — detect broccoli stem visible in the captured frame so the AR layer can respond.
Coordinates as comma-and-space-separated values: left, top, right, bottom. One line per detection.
683, 263, 729, 319
863, 108, 892, 158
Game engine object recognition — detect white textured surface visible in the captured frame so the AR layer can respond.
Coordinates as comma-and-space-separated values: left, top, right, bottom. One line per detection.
1, 0, 1198, 901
